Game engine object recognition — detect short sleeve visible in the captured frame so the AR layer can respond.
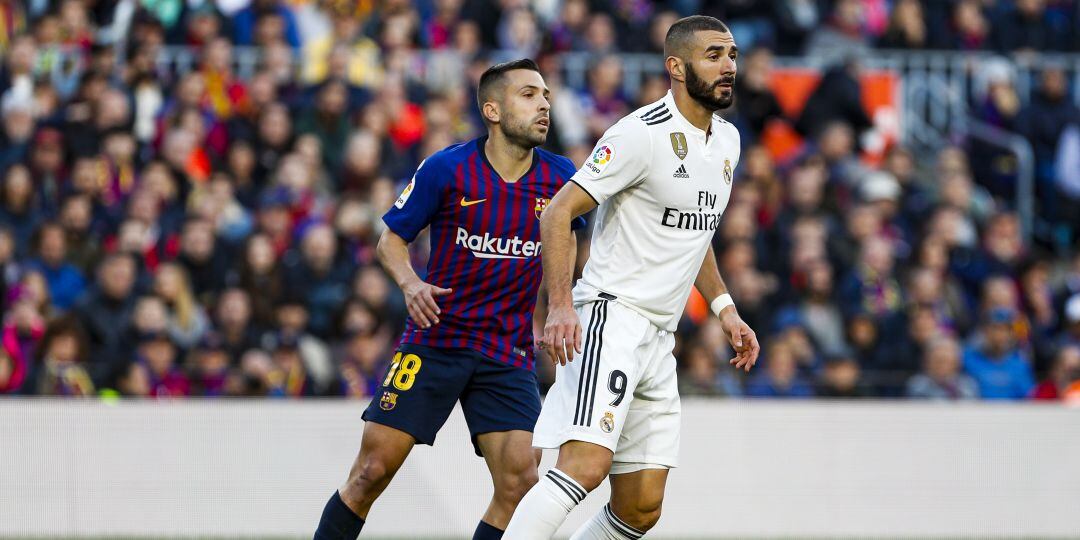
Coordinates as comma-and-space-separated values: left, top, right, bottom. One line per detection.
382, 158, 446, 242
549, 155, 591, 231
570, 119, 650, 205
725, 122, 742, 170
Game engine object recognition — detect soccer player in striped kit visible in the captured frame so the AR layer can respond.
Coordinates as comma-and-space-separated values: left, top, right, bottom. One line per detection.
314, 59, 584, 540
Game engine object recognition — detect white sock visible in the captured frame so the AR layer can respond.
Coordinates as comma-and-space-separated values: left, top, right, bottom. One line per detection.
504, 468, 587, 539
569, 504, 646, 540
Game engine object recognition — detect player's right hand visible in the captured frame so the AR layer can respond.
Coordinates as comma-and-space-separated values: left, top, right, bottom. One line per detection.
402, 279, 452, 329
543, 304, 582, 366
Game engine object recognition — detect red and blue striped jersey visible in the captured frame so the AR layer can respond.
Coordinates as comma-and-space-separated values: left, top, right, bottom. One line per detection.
383, 137, 585, 370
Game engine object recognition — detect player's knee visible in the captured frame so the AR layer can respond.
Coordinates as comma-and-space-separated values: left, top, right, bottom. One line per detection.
613, 499, 663, 532
555, 450, 611, 492
494, 467, 539, 505
561, 465, 607, 492
345, 457, 392, 500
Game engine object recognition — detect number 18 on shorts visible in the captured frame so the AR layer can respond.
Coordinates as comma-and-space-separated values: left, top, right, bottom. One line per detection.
533, 299, 682, 470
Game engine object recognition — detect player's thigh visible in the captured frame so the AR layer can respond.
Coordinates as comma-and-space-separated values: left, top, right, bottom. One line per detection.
460, 354, 542, 456
533, 300, 652, 453
609, 467, 670, 524
361, 344, 474, 446
475, 430, 539, 473
612, 336, 681, 469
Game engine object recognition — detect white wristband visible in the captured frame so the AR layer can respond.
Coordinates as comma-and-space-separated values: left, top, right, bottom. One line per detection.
710, 294, 735, 318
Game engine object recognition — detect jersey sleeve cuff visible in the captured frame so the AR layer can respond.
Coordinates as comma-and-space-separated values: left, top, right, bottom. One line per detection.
569, 179, 601, 206
381, 216, 419, 243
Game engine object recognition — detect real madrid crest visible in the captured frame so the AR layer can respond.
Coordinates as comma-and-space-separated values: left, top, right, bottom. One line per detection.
379, 391, 398, 411
669, 132, 688, 160
723, 159, 732, 184
535, 197, 549, 220
600, 411, 615, 433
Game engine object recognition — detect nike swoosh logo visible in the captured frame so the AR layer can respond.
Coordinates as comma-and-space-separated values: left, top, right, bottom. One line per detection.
460, 197, 487, 207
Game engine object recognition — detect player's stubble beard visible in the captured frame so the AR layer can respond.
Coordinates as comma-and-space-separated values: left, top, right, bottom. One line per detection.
685, 62, 735, 111
501, 110, 548, 150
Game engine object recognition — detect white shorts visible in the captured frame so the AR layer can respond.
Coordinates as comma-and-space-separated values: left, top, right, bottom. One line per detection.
533, 298, 680, 470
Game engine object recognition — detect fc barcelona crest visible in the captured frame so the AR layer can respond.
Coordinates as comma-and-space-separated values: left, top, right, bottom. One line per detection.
670, 132, 688, 160
535, 197, 549, 220
723, 159, 732, 184
379, 391, 398, 411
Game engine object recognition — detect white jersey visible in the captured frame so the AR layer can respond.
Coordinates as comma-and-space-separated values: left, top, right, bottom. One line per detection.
570, 90, 740, 331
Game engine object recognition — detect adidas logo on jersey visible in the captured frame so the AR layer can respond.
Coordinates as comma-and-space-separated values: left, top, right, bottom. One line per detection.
673, 165, 690, 179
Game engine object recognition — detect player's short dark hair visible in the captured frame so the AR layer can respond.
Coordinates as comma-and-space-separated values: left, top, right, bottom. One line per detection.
664, 15, 730, 60
476, 58, 541, 116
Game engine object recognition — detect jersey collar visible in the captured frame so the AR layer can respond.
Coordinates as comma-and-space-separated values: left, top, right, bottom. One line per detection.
664, 90, 710, 139
477, 135, 540, 184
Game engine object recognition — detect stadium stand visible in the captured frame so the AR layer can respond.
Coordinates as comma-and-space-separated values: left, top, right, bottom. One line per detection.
1, 0, 1080, 403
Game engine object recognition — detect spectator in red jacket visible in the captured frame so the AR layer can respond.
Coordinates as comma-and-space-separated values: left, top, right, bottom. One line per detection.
2, 284, 46, 392
0, 343, 24, 393
1030, 345, 1080, 400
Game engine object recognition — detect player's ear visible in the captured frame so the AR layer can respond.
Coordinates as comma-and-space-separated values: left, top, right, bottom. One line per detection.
666, 56, 685, 83
482, 101, 500, 124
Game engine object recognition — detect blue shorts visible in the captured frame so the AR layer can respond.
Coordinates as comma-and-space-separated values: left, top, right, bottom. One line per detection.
361, 343, 541, 456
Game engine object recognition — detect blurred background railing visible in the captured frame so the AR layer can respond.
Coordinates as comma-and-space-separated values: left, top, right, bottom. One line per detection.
134, 47, 1080, 132
137, 46, 1079, 244
29, 44, 1072, 247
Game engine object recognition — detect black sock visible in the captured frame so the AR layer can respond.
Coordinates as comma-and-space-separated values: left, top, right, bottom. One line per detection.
472, 520, 504, 540
313, 490, 365, 540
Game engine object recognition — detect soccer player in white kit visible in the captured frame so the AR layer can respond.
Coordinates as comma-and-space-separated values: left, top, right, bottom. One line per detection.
504, 16, 761, 539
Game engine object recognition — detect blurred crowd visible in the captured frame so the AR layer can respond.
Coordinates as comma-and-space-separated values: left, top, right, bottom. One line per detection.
1, 0, 1079, 402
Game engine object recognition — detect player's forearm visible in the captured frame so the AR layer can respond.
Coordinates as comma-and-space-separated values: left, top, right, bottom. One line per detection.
534, 232, 577, 321
694, 243, 730, 305
539, 206, 576, 309
376, 229, 423, 289
568, 231, 578, 281
533, 277, 549, 326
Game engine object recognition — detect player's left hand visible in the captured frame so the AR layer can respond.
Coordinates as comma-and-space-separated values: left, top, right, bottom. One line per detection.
719, 307, 760, 372
542, 304, 582, 366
